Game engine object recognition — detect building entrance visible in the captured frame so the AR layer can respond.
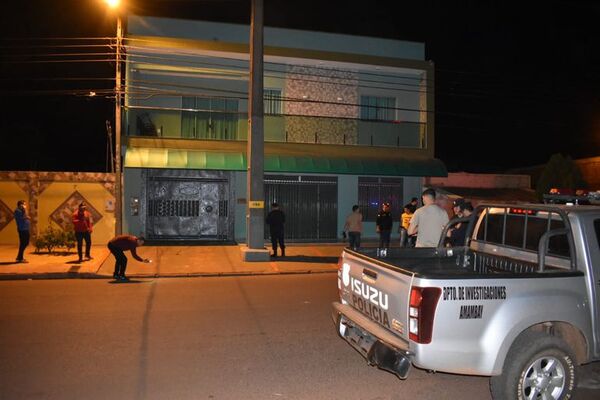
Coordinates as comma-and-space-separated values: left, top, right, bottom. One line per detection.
264, 175, 338, 241
143, 170, 231, 241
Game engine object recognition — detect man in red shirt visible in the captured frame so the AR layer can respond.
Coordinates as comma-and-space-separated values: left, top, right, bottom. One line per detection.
72, 202, 93, 263
107, 235, 151, 281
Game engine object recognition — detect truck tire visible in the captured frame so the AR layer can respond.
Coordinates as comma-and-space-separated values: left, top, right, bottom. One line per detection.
490, 332, 577, 400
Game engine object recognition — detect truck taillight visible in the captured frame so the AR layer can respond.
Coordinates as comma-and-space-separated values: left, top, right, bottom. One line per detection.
409, 286, 441, 344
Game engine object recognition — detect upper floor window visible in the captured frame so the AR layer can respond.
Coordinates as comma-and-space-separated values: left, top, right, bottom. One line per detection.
181, 97, 239, 140
360, 96, 396, 121
264, 89, 282, 115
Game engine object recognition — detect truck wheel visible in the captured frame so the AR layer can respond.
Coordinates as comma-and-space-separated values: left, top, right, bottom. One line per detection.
490, 333, 577, 400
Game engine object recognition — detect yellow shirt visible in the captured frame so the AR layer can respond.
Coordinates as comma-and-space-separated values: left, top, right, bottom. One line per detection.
401, 212, 413, 230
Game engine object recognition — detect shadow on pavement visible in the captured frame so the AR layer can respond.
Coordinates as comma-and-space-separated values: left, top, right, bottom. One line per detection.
272, 255, 339, 263
0, 261, 19, 266
107, 280, 145, 284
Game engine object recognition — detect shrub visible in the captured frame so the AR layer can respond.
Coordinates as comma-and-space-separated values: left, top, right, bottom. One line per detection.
34, 226, 77, 254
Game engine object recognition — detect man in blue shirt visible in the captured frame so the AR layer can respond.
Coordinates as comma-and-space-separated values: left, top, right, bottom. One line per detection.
14, 200, 30, 263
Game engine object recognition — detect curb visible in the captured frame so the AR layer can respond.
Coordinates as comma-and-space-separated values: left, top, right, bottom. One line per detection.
0, 269, 338, 281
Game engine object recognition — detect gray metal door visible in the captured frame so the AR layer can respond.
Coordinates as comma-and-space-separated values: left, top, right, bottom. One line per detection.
265, 175, 337, 241
146, 177, 229, 240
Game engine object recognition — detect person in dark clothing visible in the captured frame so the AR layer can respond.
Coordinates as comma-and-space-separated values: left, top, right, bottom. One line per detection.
14, 200, 30, 263
266, 203, 285, 257
448, 202, 474, 247
107, 235, 150, 281
376, 202, 393, 250
72, 202, 93, 263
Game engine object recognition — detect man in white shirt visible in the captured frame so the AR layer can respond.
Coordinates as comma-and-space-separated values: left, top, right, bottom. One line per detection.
408, 188, 450, 247
343, 205, 363, 250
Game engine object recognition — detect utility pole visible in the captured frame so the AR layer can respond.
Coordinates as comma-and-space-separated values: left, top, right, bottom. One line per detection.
114, 16, 123, 234
242, 0, 269, 261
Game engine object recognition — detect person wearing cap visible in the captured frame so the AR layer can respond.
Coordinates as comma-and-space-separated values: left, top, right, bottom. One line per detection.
408, 188, 449, 247
447, 202, 474, 247
72, 202, 93, 263
376, 202, 394, 250
452, 198, 466, 219
107, 234, 151, 281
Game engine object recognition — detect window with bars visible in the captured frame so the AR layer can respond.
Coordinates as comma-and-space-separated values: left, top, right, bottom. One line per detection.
358, 177, 403, 221
360, 96, 396, 121
264, 89, 282, 115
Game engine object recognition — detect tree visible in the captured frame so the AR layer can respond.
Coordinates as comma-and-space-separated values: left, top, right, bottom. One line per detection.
536, 153, 587, 199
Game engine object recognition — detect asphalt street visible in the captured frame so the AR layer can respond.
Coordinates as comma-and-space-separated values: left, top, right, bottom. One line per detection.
0, 275, 598, 400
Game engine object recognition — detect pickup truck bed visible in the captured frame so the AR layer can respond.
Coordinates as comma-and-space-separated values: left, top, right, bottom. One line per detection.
351, 247, 581, 278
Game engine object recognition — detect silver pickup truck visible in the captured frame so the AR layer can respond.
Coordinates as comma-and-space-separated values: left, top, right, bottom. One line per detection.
332, 203, 600, 400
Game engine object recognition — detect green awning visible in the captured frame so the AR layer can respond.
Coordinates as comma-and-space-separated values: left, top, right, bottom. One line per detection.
125, 147, 446, 177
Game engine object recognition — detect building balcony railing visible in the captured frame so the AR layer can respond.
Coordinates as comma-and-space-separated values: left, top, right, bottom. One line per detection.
125, 108, 425, 149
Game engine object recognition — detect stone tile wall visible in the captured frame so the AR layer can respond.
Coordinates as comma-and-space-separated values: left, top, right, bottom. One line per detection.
284, 66, 359, 144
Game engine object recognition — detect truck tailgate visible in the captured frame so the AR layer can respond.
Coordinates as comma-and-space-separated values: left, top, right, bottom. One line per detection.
338, 250, 414, 342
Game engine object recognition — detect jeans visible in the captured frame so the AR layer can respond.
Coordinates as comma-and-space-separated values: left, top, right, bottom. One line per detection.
108, 243, 128, 276
379, 230, 391, 249
348, 232, 361, 249
75, 231, 92, 260
17, 230, 29, 261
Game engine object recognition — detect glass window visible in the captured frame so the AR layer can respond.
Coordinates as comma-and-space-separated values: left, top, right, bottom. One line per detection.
358, 177, 403, 221
360, 96, 396, 121
524, 216, 549, 251
476, 210, 571, 259
181, 97, 239, 140
476, 211, 505, 244
504, 214, 525, 248
264, 89, 282, 115
548, 218, 570, 258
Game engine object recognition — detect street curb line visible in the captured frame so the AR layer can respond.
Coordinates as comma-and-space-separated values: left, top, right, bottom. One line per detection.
0, 269, 338, 281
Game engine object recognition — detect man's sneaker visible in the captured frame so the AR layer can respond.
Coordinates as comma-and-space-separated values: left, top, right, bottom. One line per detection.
113, 273, 119, 280
85, 255, 93, 260
118, 275, 129, 281
16, 259, 29, 263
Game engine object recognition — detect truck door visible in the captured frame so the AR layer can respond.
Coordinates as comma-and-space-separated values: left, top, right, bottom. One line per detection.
589, 218, 600, 357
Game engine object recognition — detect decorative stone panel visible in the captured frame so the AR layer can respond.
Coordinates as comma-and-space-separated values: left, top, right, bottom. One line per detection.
286, 115, 357, 145
0, 199, 13, 232
284, 65, 359, 145
49, 190, 103, 231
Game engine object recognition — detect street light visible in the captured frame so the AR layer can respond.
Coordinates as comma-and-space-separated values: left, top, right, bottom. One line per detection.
104, 0, 123, 235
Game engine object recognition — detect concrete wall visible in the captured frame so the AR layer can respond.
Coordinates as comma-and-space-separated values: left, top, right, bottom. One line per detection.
128, 16, 426, 61
233, 171, 247, 242
576, 157, 600, 189
123, 168, 143, 236
0, 172, 115, 245
425, 172, 531, 189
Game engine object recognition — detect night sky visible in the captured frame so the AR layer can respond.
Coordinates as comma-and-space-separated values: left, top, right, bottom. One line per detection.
1, 0, 598, 173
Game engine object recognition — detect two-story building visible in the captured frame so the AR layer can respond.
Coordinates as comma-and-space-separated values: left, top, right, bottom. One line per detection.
121, 16, 446, 243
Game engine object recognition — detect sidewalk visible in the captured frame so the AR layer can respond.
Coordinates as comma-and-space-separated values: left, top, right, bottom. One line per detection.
0, 243, 346, 280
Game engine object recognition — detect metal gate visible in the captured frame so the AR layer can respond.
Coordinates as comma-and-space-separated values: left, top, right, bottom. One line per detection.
265, 175, 337, 241
146, 177, 229, 240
